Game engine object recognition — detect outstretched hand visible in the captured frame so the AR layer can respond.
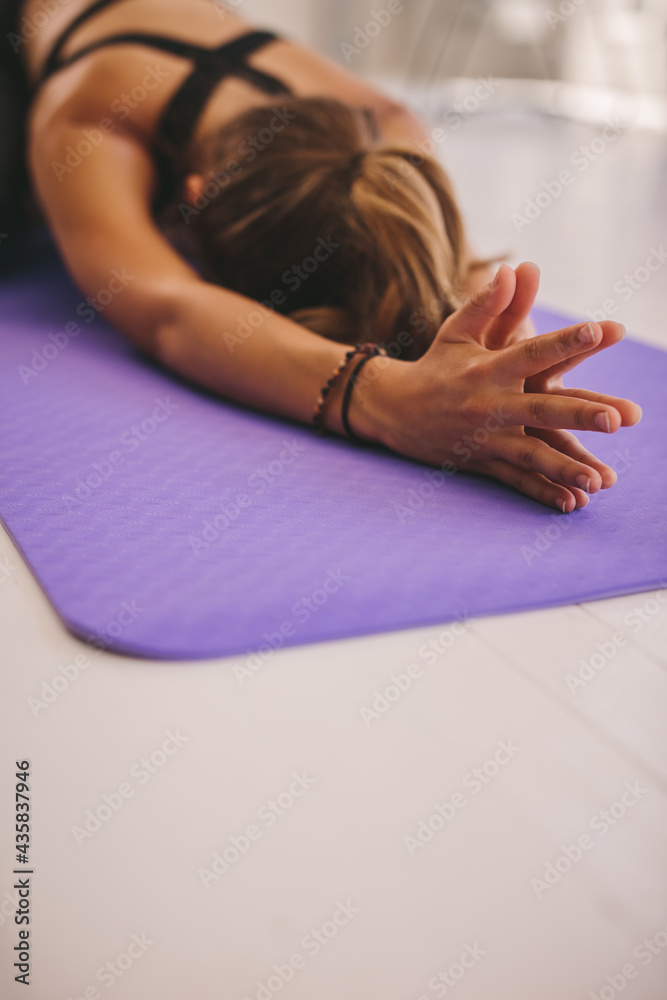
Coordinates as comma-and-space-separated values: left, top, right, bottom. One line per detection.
445, 262, 642, 501
372, 266, 642, 512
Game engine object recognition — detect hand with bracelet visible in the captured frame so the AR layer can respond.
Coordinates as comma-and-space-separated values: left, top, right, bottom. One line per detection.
326, 263, 641, 514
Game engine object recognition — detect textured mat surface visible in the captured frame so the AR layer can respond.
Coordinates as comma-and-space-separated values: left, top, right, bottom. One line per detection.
1, 240, 665, 659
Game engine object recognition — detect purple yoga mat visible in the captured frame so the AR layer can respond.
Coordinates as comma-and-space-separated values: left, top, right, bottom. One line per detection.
1, 238, 665, 660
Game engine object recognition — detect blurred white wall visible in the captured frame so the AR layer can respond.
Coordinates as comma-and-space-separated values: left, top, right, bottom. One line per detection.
236, 0, 667, 95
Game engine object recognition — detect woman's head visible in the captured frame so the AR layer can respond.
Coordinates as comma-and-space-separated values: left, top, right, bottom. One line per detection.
181, 97, 471, 360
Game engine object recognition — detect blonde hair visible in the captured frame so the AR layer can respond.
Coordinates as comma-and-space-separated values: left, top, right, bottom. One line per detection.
182, 97, 472, 360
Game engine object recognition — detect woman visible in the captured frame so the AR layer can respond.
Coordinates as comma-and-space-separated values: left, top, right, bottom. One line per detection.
1, 0, 641, 512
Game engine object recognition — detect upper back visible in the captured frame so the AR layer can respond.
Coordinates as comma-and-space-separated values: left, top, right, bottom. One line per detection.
23, 1, 292, 147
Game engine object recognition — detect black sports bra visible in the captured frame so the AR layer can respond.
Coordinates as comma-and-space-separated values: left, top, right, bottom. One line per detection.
36, 0, 292, 166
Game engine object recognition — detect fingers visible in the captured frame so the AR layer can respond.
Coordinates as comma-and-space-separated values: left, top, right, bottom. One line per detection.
485, 262, 541, 350
493, 434, 604, 494
547, 387, 642, 427
501, 392, 622, 434
486, 459, 585, 513
562, 484, 591, 509
496, 321, 604, 380
526, 427, 618, 489
435, 263, 516, 346
534, 321, 626, 381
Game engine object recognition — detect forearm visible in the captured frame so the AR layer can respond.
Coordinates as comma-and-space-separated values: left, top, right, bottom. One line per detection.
155, 280, 367, 434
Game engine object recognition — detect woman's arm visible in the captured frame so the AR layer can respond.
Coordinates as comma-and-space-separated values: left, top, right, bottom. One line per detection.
29, 116, 361, 431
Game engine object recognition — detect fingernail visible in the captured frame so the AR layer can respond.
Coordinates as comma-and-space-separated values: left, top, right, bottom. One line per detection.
491, 266, 502, 289
558, 499, 568, 513
595, 412, 611, 432
576, 475, 591, 492
579, 323, 596, 344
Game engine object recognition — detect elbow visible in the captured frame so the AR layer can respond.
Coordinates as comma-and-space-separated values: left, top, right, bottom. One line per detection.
154, 315, 185, 372
126, 280, 189, 369
150, 280, 200, 373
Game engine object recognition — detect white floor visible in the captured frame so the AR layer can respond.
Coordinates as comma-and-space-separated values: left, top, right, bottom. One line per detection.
1, 104, 666, 999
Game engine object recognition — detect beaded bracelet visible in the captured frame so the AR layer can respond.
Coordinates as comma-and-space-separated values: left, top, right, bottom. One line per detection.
341, 347, 386, 442
312, 343, 384, 435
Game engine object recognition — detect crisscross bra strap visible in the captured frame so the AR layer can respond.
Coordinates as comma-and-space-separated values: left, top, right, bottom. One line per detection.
36, 21, 290, 153
157, 30, 290, 156
37, 0, 133, 84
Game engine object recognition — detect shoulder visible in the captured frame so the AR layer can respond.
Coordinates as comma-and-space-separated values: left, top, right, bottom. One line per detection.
28, 46, 188, 145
